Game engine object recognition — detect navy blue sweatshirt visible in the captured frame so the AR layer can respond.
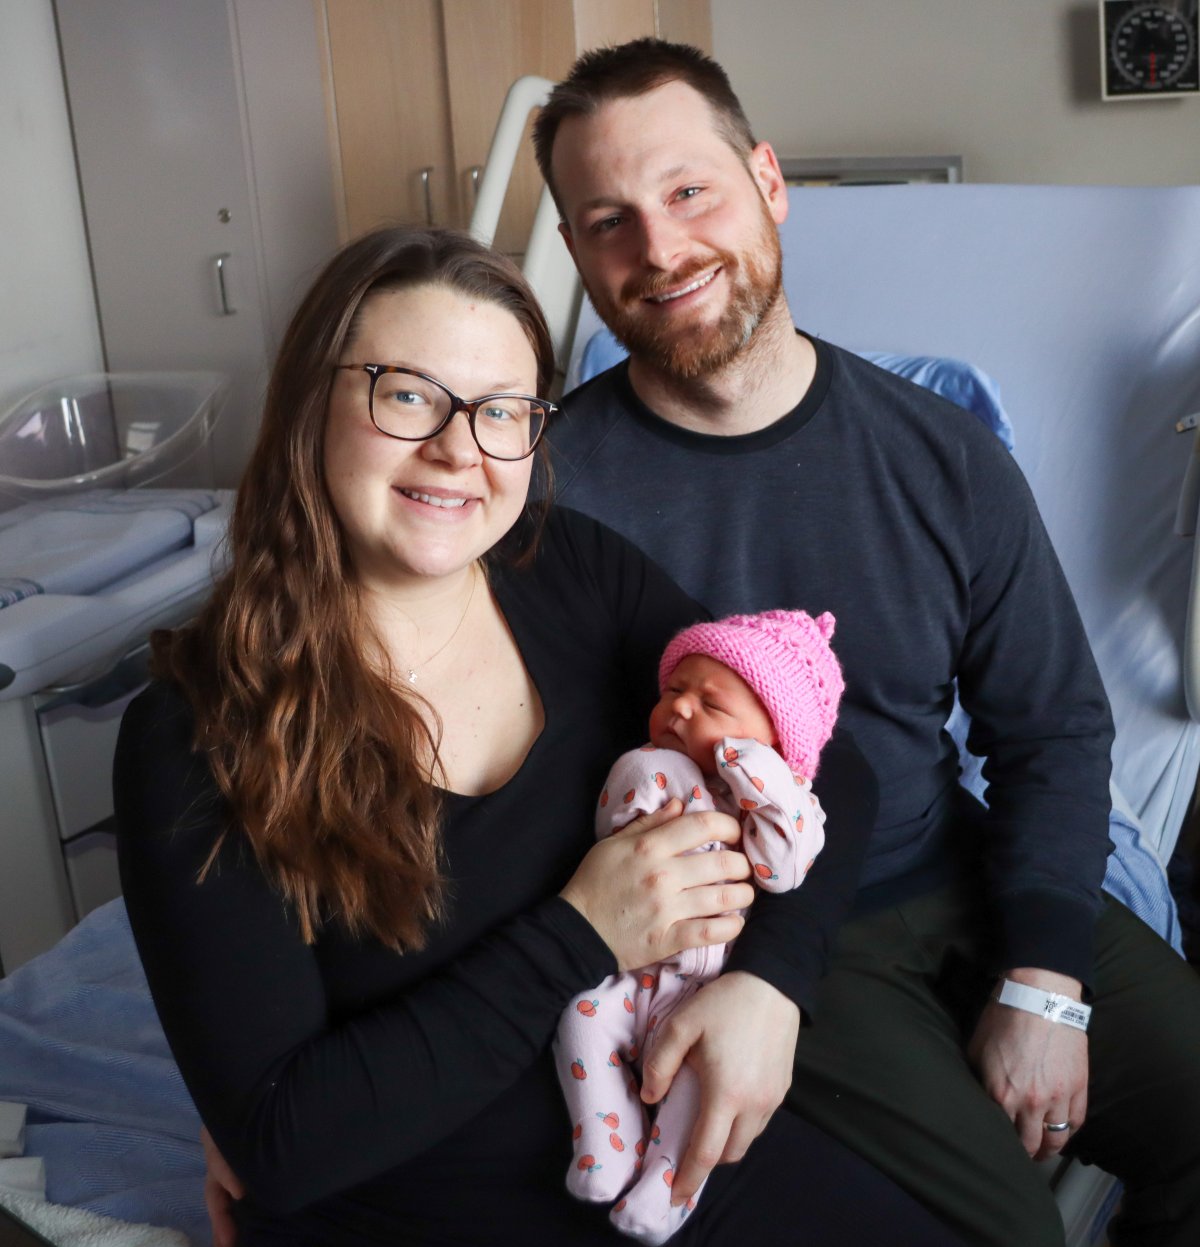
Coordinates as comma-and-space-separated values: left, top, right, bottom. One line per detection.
550, 337, 1115, 986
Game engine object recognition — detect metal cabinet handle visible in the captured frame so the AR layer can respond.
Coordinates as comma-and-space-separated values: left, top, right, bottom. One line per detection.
213, 253, 236, 316
419, 167, 434, 225
468, 164, 483, 212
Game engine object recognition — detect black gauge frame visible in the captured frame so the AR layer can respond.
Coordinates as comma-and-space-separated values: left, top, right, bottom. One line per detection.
1101, 0, 1199, 99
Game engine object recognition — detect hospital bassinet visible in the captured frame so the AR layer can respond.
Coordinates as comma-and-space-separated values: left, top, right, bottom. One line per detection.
0, 371, 233, 974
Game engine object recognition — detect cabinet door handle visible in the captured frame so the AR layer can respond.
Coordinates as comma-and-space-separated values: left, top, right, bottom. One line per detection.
419, 167, 434, 225
468, 164, 483, 212
213, 253, 236, 316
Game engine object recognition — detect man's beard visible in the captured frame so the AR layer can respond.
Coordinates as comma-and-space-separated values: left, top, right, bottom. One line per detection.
589, 205, 784, 382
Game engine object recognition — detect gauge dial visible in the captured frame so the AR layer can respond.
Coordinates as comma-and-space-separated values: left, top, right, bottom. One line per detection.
1101, 0, 1199, 98
1113, 5, 1194, 86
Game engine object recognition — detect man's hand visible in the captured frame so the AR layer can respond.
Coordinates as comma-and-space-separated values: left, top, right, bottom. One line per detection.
966, 967, 1088, 1162
201, 1126, 245, 1247
640, 971, 800, 1205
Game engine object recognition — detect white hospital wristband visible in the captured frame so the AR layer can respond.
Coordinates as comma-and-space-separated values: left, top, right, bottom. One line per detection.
997, 979, 1091, 1032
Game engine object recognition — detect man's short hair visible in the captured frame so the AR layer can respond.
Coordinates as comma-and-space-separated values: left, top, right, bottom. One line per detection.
532, 38, 757, 212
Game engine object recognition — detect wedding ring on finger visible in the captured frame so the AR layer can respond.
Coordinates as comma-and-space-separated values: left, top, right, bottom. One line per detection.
1043, 1121, 1071, 1134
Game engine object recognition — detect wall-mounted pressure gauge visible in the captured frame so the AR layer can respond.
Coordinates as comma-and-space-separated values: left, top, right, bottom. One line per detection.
1101, 1, 1199, 99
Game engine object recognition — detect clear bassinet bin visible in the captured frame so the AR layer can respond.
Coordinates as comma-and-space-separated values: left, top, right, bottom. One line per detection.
0, 371, 227, 510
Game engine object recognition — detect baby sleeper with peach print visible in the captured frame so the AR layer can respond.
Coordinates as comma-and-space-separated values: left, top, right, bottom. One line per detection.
555, 737, 826, 1245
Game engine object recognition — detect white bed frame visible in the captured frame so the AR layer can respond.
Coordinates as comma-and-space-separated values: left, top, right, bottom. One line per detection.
468, 77, 581, 378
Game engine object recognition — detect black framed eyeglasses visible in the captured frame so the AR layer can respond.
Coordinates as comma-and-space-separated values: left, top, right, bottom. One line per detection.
335, 364, 557, 461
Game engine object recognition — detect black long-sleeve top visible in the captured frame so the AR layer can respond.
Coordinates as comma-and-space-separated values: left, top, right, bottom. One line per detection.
114, 508, 876, 1243
551, 339, 1116, 987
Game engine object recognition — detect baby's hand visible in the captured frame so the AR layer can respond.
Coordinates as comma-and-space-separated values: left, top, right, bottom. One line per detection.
715, 738, 827, 892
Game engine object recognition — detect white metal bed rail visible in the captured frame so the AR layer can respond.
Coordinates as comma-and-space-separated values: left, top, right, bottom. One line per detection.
468, 75, 582, 379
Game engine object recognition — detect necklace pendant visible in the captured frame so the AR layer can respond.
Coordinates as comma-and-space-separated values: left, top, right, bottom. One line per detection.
401, 564, 476, 690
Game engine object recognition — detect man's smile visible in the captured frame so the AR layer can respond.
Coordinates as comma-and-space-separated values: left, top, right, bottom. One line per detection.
643, 267, 721, 304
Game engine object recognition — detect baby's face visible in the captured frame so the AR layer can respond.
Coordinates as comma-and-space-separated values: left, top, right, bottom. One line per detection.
649, 654, 777, 775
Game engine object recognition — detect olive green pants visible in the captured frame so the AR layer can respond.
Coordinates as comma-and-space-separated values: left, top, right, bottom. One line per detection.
785, 882, 1200, 1246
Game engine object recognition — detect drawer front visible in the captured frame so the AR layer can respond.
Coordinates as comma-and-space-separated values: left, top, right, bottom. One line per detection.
39, 692, 141, 840
36, 651, 150, 841
63, 825, 122, 920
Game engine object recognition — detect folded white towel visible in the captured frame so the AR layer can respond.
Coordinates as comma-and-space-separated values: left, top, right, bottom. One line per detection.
0, 1156, 45, 1199
0, 1188, 189, 1247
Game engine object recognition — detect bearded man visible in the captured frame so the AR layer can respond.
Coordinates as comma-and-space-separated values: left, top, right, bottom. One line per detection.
536, 38, 1200, 1247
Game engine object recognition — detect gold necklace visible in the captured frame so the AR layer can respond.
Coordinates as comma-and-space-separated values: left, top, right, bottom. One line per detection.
405, 564, 478, 684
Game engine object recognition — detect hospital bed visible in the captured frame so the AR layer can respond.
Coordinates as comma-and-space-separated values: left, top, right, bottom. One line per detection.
504, 133, 1200, 1241
2, 79, 1199, 1245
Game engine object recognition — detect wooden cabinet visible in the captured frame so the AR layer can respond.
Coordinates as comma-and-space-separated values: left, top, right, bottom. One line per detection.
439, 1, 576, 255
318, 0, 712, 255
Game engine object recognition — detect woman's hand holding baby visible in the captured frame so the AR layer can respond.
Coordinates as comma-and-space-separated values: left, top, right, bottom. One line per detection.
560, 800, 753, 972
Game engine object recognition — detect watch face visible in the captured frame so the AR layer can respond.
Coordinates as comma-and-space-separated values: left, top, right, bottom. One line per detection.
1102, 1, 1200, 98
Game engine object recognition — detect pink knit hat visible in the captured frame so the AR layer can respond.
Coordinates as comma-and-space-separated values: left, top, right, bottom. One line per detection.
658, 609, 844, 778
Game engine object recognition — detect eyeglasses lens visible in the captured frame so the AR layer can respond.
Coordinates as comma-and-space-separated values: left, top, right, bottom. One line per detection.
468, 396, 545, 459
371, 372, 451, 438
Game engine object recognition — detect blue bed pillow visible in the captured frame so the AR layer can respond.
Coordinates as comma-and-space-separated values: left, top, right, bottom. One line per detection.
577, 327, 1013, 448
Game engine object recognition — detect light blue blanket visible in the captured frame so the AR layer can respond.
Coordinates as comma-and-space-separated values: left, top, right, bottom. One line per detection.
0, 900, 207, 1244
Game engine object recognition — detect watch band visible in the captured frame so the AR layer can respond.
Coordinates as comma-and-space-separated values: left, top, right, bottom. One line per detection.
996, 979, 1091, 1032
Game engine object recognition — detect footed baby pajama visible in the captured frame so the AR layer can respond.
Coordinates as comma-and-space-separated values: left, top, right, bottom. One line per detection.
556, 738, 826, 1245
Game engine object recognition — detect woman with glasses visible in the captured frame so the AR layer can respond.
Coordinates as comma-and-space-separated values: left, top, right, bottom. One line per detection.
113, 227, 962, 1247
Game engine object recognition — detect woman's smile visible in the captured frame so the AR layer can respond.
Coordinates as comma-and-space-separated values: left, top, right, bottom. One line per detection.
394, 485, 477, 512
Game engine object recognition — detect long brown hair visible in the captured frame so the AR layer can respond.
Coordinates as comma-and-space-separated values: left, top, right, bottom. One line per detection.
154, 227, 555, 951
532, 38, 757, 210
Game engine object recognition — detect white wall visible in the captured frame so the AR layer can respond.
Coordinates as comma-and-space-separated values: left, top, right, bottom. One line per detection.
713, 0, 1200, 186
0, 0, 102, 409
